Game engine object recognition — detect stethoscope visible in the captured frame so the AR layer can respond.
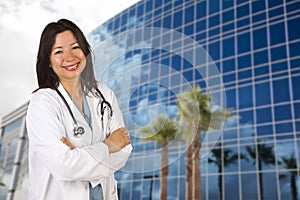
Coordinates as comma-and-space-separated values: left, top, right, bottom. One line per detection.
55, 88, 112, 137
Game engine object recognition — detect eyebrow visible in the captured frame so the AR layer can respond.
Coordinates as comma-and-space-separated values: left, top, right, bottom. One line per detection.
52, 42, 79, 50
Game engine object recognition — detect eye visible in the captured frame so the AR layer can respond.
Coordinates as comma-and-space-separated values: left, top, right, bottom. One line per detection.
54, 50, 63, 55
72, 45, 81, 50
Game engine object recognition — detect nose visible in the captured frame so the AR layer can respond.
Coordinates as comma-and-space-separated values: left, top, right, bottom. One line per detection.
63, 49, 75, 62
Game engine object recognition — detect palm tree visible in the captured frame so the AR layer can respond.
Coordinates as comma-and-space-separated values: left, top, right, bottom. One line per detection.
246, 140, 276, 200
139, 115, 178, 200
177, 86, 231, 200
279, 155, 300, 200
208, 143, 245, 200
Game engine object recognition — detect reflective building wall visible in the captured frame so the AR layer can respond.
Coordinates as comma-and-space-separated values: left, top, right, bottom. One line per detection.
0, 0, 299, 199
88, 0, 300, 199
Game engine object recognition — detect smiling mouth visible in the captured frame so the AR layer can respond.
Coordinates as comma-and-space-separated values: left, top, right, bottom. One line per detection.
64, 63, 79, 71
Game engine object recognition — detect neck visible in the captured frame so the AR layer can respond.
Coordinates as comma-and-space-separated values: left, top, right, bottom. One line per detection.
60, 79, 82, 98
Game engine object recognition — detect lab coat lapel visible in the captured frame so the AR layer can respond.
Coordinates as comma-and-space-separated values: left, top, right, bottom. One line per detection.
86, 92, 106, 143
57, 84, 93, 145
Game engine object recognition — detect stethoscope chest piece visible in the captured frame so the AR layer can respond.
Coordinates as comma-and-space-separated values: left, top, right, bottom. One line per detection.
56, 89, 86, 137
73, 126, 85, 137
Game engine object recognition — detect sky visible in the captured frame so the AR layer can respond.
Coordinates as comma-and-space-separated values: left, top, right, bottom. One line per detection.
0, 0, 140, 119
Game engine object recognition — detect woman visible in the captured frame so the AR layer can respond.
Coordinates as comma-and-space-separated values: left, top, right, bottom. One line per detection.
26, 19, 132, 200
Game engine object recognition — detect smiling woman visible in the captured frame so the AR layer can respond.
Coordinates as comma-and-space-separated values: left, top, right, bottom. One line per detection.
26, 19, 132, 200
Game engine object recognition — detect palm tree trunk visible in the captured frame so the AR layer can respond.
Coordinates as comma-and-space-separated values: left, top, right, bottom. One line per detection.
291, 174, 297, 200
218, 167, 223, 200
258, 157, 264, 200
186, 144, 193, 200
192, 124, 202, 200
160, 141, 169, 200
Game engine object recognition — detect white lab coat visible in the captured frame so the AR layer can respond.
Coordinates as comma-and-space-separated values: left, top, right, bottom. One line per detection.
26, 82, 132, 200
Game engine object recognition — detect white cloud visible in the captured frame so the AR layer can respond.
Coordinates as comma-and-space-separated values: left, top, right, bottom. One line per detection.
0, 0, 140, 118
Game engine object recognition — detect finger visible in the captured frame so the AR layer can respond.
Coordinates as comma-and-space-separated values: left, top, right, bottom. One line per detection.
61, 137, 74, 150
122, 129, 129, 135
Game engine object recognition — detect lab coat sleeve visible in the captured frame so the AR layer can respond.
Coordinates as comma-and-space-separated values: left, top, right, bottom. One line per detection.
26, 90, 111, 181
106, 90, 133, 173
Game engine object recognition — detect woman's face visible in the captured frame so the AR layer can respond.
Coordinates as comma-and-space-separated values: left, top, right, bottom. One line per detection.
50, 30, 86, 84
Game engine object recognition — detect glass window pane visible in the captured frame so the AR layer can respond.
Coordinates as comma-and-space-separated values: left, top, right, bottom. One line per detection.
184, 5, 194, 24
222, 37, 235, 58
209, 0, 219, 14
196, 1, 206, 19
222, 59, 235, 73
209, 15, 220, 27
223, 10, 234, 23
275, 122, 293, 135
270, 23, 286, 45
163, 15, 171, 28
173, 11, 182, 28
292, 76, 300, 100
263, 172, 279, 199
255, 82, 271, 106
256, 107, 272, 124
0, 166, 13, 199
223, 1, 233, 9
273, 78, 290, 103
253, 28, 268, 50
257, 124, 273, 136
254, 65, 269, 77
269, 7, 283, 18
238, 86, 253, 109
209, 41, 220, 60
252, 0, 266, 13
288, 17, 300, 40
237, 5, 249, 18
294, 103, 300, 119
224, 145, 239, 172
241, 173, 258, 199
226, 88, 236, 108
208, 175, 219, 199
252, 13, 266, 23
184, 24, 194, 36
240, 110, 254, 124
238, 55, 251, 69
2, 118, 23, 137
274, 104, 292, 121
289, 41, 300, 58
224, 174, 240, 199
254, 50, 269, 65
271, 61, 288, 73
271, 46, 287, 62
241, 145, 257, 171
268, 0, 283, 7
238, 32, 250, 54
238, 69, 251, 80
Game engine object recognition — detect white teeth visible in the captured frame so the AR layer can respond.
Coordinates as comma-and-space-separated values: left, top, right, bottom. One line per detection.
65, 64, 78, 70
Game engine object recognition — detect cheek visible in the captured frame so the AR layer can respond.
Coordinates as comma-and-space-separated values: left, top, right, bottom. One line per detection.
50, 56, 62, 67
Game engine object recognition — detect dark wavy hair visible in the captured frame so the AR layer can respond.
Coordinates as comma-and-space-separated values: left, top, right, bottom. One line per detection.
35, 19, 97, 93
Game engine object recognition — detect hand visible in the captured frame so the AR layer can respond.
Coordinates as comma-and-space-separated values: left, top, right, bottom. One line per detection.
61, 137, 74, 150
104, 127, 131, 153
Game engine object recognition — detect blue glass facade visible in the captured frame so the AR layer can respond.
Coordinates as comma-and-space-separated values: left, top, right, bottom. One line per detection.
88, 0, 300, 199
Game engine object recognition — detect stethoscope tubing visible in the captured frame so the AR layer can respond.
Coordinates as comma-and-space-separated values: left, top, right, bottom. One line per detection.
55, 88, 113, 137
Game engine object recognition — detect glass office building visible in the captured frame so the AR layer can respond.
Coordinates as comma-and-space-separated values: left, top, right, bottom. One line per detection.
1, 0, 300, 199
